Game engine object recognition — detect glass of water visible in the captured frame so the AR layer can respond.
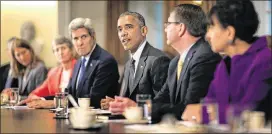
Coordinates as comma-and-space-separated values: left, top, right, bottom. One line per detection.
54, 92, 69, 118
136, 94, 152, 123
9, 88, 20, 107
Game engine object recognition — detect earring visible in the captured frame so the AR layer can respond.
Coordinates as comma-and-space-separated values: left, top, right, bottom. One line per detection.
227, 40, 233, 44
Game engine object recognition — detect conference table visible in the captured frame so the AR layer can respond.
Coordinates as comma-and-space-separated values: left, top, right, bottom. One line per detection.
1, 108, 126, 133
1, 108, 271, 133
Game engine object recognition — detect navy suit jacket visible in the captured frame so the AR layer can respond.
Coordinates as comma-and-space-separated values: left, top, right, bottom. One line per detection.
67, 45, 119, 108
152, 38, 221, 122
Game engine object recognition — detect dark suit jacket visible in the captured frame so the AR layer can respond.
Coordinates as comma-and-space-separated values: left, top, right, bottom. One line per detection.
120, 42, 170, 101
67, 45, 119, 108
152, 38, 221, 122
0, 63, 12, 91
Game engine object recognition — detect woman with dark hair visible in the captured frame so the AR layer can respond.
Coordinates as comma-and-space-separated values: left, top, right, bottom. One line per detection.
182, 0, 272, 124
1, 38, 47, 100
18, 35, 77, 108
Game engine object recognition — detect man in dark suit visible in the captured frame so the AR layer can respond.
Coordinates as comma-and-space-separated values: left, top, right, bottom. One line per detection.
102, 11, 170, 110
151, 4, 221, 122
0, 64, 12, 92
109, 4, 221, 122
67, 18, 119, 108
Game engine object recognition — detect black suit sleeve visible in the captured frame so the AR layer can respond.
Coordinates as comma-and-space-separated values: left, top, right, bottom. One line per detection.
152, 75, 174, 123
183, 53, 220, 105
153, 81, 171, 103
152, 83, 185, 122
152, 53, 221, 122
150, 56, 170, 95
88, 59, 119, 108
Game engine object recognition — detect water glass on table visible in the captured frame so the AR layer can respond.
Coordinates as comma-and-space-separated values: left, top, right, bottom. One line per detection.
136, 94, 152, 123
200, 98, 219, 124
9, 88, 20, 108
54, 92, 69, 118
226, 103, 254, 132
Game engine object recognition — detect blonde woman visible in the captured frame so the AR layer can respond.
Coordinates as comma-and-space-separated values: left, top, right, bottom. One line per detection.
1, 38, 47, 100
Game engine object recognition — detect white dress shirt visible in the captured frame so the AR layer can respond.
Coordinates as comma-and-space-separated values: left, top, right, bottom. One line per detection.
130, 39, 147, 77
179, 43, 195, 64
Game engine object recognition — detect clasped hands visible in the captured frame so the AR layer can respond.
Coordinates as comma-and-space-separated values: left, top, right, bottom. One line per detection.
100, 96, 136, 114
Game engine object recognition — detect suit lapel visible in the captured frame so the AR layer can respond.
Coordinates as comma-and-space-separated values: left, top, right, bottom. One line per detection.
175, 42, 200, 102
20, 69, 32, 94
121, 63, 130, 96
129, 43, 150, 96
18, 76, 23, 95
72, 61, 81, 92
169, 57, 179, 103
77, 45, 101, 96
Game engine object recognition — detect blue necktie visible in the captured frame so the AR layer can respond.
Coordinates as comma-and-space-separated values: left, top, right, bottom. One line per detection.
77, 58, 86, 89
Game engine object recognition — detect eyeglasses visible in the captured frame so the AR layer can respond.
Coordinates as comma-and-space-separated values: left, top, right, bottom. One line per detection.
164, 22, 181, 27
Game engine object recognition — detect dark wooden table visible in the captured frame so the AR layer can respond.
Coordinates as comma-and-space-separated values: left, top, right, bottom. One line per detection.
1, 108, 125, 133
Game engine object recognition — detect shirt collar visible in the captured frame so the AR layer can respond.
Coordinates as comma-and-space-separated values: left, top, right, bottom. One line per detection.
81, 43, 97, 65
131, 39, 147, 61
180, 43, 194, 62
232, 36, 267, 59
244, 36, 267, 54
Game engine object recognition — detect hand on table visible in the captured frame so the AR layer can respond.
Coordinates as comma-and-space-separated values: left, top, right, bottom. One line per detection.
100, 96, 115, 110
17, 94, 42, 106
109, 96, 136, 115
27, 100, 54, 109
182, 104, 202, 123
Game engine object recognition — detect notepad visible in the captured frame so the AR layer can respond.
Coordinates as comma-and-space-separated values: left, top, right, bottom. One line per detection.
12, 106, 34, 110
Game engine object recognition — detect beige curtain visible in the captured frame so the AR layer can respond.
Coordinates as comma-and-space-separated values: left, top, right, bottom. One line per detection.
105, 1, 128, 65
162, 0, 216, 58
201, 0, 216, 14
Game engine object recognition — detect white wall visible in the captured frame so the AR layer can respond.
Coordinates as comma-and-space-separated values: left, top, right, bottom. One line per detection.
253, 1, 271, 36
58, 1, 107, 48
128, 1, 164, 50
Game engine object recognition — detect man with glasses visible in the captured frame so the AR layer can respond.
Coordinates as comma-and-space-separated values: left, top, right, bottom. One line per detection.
109, 4, 221, 123
66, 18, 119, 108
151, 4, 221, 122
104, 11, 170, 111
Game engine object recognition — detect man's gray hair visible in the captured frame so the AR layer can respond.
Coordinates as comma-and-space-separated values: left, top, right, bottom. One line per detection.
68, 18, 96, 39
119, 11, 146, 27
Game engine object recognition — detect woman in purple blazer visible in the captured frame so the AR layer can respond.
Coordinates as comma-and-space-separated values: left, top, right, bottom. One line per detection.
182, 0, 272, 124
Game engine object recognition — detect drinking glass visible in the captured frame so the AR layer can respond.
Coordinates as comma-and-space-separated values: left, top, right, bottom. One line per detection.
55, 92, 69, 118
9, 88, 20, 108
200, 98, 218, 125
136, 94, 152, 123
227, 103, 254, 133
